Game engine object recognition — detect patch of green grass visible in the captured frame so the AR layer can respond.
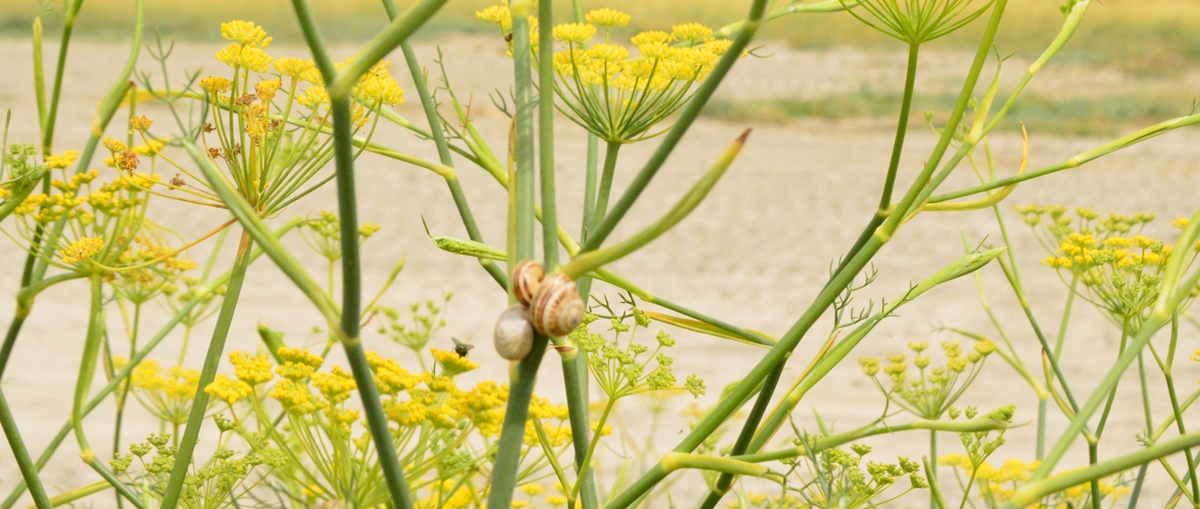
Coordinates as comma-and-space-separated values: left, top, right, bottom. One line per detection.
703, 89, 1199, 137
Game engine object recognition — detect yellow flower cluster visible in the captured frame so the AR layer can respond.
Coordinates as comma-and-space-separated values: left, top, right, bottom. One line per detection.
860, 339, 994, 419
430, 347, 479, 376
1022, 206, 1196, 332
129, 359, 202, 425
940, 456, 1128, 508
478, 5, 733, 143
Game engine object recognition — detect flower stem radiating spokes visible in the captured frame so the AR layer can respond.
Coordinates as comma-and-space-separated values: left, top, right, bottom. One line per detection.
840, 0, 994, 44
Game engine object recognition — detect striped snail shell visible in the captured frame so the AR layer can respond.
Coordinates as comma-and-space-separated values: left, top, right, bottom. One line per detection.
494, 304, 535, 360
511, 260, 544, 307
529, 273, 585, 337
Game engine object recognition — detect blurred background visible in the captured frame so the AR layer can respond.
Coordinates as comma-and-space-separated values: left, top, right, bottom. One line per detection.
3, 0, 1200, 136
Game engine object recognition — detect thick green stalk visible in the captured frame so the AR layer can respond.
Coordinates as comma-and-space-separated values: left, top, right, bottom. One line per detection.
534, 0, 596, 506
486, 334, 551, 509
0, 387, 52, 509
1009, 433, 1200, 508
326, 0, 448, 97
158, 231, 253, 509
488, 2, 543, 507
878, 42, 920, 211
582, 0, 768, 252
700, 40, 918, 509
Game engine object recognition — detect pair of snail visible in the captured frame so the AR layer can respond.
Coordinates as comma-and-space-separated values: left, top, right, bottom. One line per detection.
493, 260, 585, 360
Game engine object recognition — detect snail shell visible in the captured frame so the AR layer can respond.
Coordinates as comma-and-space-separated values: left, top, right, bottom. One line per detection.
494, 304, 535, 360
529, 273, 585, 337
511, 260, 544, 307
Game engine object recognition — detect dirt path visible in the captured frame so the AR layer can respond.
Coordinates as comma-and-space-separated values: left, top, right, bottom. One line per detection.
2, 35, 1199, 507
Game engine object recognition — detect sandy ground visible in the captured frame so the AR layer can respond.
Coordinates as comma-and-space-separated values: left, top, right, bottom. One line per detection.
2, 34, 1200, 507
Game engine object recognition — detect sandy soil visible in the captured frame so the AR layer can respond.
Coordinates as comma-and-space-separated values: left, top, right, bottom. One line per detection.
2, 34, 1200, 507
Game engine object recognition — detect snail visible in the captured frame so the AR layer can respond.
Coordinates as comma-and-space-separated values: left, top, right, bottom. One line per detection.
493, 304, 534, 360
529, 273, 585, 338
511, 259, 544, 307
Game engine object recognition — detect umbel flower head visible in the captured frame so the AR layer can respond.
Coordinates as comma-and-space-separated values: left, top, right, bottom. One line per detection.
152, 21, 407, 217
2, 142, 197, 278
1021, 205, 1198, 334
840, 0, 994, 44
478, 6, 734, 143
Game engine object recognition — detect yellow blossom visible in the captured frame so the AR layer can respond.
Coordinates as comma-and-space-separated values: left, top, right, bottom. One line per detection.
672, 22, 713, 44
215, 43, 272, 72
229, 351, 274, 385
274, 57, 314, 78
220, 20, 272, 48
205, 374, 252, 404
552, 23, 597, 44
586, 8, 631, 27
44, 150, 79, 170
476, 5, 513, 30
61, 236, 103, 264
431, 347, 479, 376
199, 76, 233, 94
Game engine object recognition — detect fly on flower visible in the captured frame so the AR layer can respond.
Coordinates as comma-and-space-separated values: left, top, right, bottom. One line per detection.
452, 337, 475, 358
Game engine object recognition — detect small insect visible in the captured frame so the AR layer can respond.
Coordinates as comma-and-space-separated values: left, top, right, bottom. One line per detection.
452, 337, 475, 358
504, 33, 514, 43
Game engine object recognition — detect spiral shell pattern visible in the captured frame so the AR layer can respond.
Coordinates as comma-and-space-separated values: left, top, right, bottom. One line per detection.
529, 273, 585, 337
493, 304, 535, 360
511, 260, 544, 307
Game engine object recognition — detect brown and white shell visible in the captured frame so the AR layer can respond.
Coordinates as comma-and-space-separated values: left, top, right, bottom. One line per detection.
529, 273, 585, 337
511, 260, 544, 307
493, 304, 535, 360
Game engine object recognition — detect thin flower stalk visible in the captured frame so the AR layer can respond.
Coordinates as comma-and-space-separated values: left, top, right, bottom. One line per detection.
157, 231, 253, 509
0, 386, 53, 509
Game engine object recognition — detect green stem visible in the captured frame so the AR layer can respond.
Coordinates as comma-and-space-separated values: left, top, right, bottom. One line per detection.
878, 42, 920, 212
158, 231, 253, 509
1009, 432, 1200, 508
488, 2, 544, 506
879, 0, 1007, 238
538, 0, 559, 270
591, 141, 621, 232
486, 333, 551, 508
0, 387, 52, 509
697, 365, 784, 509
930, 428, 938, 509
72, 276, 143, 509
